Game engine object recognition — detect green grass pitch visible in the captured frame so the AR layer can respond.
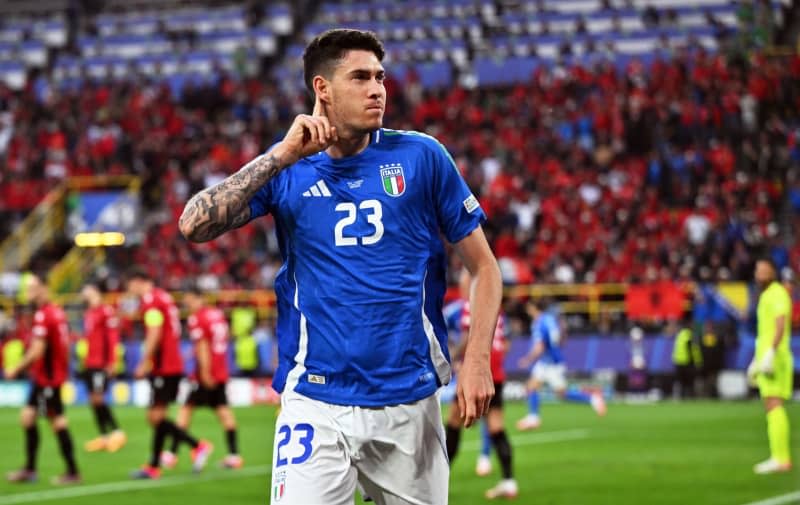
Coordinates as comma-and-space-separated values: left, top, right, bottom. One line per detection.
0, 401, 797, 504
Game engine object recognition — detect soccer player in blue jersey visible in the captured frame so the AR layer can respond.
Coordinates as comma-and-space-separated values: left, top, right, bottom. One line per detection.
179, 29, 502, 505
517, 299, 606, 431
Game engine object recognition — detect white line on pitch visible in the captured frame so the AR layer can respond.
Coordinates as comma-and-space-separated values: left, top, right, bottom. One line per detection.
740, 491, 800, 505
462, 428, 590, 451
0, 465, 271, 505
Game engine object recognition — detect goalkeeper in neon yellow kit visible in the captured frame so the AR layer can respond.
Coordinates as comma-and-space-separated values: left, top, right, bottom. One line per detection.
748, 258, 794, 474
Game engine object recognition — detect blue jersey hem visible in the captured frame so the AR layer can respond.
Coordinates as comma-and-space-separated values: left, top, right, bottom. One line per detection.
291, 381, 439, 408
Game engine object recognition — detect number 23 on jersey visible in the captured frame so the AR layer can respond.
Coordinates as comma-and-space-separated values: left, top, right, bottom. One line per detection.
333, 199, 384, 247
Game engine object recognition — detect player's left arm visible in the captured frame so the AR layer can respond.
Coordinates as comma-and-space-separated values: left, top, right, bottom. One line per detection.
758, 290, 791, 374
453, 226, 502, 427
135, 308, 164, 378
3, 336, 46, 379
520, 339, 545, 368
195, 339, 215, 388
771, 314, 787, 350
759, 314, 788, 375
105, 309, 120, 376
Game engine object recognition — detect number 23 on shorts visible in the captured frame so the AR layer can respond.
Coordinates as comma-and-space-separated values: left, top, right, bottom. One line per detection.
275, 423, 315, 467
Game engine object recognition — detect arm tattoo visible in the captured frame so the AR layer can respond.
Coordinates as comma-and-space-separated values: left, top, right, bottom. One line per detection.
179, 153, 283, 242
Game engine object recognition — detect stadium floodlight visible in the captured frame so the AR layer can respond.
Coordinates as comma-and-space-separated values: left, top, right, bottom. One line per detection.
74, 232, 126, 247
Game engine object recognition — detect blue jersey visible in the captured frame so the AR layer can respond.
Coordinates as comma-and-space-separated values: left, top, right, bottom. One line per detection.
530, 312, 563, 365
248, 128, 485, 407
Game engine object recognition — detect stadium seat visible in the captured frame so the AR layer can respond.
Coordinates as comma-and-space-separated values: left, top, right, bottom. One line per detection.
265, 4, 294, 36
34, 19, 67, 47
0, 60, 25, 89
19, 40, 47, 67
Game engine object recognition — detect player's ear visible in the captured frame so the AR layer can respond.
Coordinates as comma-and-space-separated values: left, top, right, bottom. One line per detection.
312, 75, 331, 107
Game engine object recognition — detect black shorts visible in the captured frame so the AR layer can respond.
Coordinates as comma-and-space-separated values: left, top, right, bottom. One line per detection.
83, 369, 110, 394
27, 385, 64, 417
149, 375, 182, 406
186, 382, 228, 408
488, 382, 504, 409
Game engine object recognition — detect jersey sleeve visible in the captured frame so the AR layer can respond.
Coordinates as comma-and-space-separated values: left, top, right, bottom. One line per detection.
31, 310, 48, 340
427, 140, 486, 243
248, 180, 275, 219
530, 321, 543, 344
545, 316, 561, 346
773, 289, 792, 319
187, 314, 204, 342
248, 148, 285, 219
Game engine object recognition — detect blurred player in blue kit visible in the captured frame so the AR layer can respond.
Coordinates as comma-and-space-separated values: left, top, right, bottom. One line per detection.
179, 28, 502, 505
517, 299, 606, 431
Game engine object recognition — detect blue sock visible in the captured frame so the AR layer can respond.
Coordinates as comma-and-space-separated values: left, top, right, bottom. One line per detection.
565, 388, 592, 404
480, 420, 491, 457
527, 390, 540, 416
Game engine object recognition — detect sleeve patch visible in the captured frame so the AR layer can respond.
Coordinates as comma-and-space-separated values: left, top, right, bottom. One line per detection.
463, 194, 480, 213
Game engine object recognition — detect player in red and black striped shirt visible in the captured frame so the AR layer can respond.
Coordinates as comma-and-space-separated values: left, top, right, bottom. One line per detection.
4, 274, 80, 485
81, 282, 126, 453
444, 269, 517, 500
126, 268, 212, 480
162, 287, 242, 470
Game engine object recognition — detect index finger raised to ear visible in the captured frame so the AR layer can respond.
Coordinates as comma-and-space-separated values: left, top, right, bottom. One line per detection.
313, 94, 326, 117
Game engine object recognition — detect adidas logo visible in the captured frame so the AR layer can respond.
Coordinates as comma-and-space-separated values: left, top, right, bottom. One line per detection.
302, 180, 331, 197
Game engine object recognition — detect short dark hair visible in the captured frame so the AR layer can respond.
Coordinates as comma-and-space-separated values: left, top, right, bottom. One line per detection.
84, 279, 106, 293
757, 256, 777, 272
185, 281, 204, 296
527, 298, 548, 312
303, 29, 385, 95
126, 266, 151, 282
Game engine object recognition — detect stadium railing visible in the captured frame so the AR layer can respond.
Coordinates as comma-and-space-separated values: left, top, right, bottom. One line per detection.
0, 281, 697, 323
0, 175, 140, 277
46, 175, 142, 294
0, 186, 67, 274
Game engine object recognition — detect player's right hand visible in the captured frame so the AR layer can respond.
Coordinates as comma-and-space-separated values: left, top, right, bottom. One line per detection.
746, 359, 758, 385
201, 373, 216, 389
3, 366, 19, 380
457, 355, 494, 428
133, 361, 150, 379
758, 348, 775, 375
273, 96, 338, 166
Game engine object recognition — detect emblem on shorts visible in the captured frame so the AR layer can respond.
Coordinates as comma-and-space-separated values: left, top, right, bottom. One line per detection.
380, 163, 405, 197
273, 470, 287, 502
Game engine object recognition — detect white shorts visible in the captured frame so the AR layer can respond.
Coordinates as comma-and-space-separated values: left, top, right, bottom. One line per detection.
270, 390, 449, 505
531, 362, 567, 391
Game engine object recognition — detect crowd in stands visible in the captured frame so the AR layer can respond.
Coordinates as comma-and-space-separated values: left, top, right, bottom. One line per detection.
0, 47, 797, 291
0, 0, 798, 293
